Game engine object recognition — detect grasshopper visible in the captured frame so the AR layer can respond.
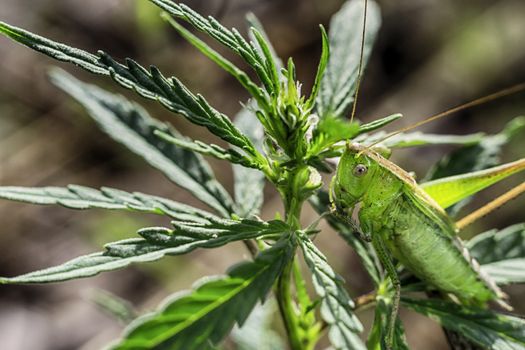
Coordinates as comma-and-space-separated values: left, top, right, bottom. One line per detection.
328, 1, 525, 347
330, 141, 525, 347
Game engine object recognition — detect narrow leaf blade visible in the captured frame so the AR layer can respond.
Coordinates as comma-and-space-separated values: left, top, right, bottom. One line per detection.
299, 233, 366, 350
233, 105, 266, 217
50, 69, 235, 216
0, 219, 289, 284
423, 116, 525, 215
316, 0, 381, 118
0, 185, 212, 220
468, 223, 525, 285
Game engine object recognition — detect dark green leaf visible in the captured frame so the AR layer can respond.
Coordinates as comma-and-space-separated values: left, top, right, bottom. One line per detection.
368, 294, 409, 350
149, 0, 279, 97
310, 191, 382, 285
298, 233, 366, 350
403, 298, 525, 350
110, 238, 294, 350
424, 116, 525, 215
0, 185, 212, 221
0, 218, 289, 284
316, 0, 381, 118
468, 223, 525, 285
0, 21, 257, 154
246, 12, 283, 69
161, 13, 266, 106
232, 104, 266, 217
51, 69, 235, 216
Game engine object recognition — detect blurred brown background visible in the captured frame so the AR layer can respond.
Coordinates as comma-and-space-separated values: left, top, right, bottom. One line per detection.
1, 0, 524, 349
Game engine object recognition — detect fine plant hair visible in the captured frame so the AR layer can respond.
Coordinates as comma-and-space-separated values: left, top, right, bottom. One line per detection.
1, 1, 525, 349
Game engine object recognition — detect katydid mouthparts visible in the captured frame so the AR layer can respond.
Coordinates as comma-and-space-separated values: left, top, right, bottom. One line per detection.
330, 142, 525, 347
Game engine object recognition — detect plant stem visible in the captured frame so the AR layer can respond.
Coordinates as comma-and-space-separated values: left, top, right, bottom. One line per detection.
276, 175, 306, 350
277, 258, 304, 350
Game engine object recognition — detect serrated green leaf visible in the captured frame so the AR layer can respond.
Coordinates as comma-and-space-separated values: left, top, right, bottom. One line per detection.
403, 298, 525, 350
0, 185, 213, 221
298, 233, 366, 350
0, 219, 289, 284
0, 21, 257, 156
357, 113, 403, 135
246, 12, 283, 70
423, 116, 525, 215
468, 223, 525, 285
306, 25, 329, 109
149, 0, 278, 97
316, 0, 381, 119
161, 13, 267, 107
110, 238, 294, 350
50, 69, 235, 216
154, 129, 259, 169
310, 191, 382, 285
232, 105, 266, 217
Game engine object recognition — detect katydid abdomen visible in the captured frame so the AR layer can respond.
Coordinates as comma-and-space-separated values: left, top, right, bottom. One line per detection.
380, 192, 497, 303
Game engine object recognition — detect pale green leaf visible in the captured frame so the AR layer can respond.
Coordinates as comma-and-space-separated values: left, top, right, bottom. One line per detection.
316, 0, 381, 118
357, 113, 403, 135
403, 298, 525, 350
231, 300, 285, 350
233, 104, 266, 217
0, 219, 289, 284
110, 238, 294, 350
90, 289, 138, 324
298, 233, 366, 350
423, 116, 525, 215
421, 159, 525, 210
355, 130, 483, 148
50, 69, 235, 216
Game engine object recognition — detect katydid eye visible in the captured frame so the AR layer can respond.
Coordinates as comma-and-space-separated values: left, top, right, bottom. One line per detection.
353, 164, 368, 177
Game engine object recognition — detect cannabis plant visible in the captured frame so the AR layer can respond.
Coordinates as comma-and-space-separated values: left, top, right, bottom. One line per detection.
1, 1, 524, 349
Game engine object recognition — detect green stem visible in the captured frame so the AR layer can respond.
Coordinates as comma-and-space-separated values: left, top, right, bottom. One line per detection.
277, 258, 304, 350
275, 175, 306, 350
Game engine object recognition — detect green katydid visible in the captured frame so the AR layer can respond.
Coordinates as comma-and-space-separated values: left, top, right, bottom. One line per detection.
330, 141, 525, 345
327, 0, 525, 347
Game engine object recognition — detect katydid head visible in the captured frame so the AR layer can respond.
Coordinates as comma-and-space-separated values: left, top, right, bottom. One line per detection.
331, 143, 379, 210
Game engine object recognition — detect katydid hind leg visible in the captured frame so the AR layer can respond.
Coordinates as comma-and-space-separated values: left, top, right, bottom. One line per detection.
372, 234, 401, 349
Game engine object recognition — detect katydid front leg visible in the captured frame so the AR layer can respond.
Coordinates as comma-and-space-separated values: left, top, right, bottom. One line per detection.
372, 233, 400, 349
